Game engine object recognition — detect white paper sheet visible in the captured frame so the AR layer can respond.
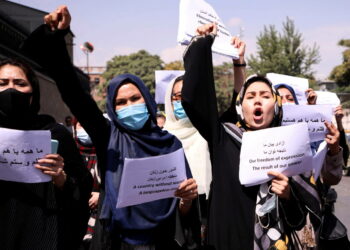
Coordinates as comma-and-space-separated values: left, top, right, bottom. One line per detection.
178, 0, 239, 59
239, 123, 313, 186
315, 91, 340, 107
0, 128, 51, 183
282, 105, 333, 142
267, 73, 309, 104
116, 148, 187, 208
155, 70, 185, 104
312, 141, 328, 181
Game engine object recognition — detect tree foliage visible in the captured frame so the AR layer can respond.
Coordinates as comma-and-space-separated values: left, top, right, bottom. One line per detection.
213, 62, 235, 114
329, 39, 350, 86
164, 60, 184, 70
248, 17, 320, 79
96, 50, 163, 111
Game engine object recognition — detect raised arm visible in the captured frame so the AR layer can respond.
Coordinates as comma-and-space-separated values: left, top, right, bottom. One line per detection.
220, 37, 246, 123
181, 23, 221, 143
321, 122, 343, 185
21, 6, 109, 150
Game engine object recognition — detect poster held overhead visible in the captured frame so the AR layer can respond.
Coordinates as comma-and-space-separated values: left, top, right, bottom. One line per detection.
178, 0, 239, 59
315, 91, 340, 107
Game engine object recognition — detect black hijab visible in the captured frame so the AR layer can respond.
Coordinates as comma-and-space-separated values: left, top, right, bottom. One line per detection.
0, 58, 55, 130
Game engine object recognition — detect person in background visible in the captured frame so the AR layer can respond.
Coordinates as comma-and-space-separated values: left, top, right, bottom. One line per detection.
0, 58, 92, 250
73, 119, 101, 250
275, 84, 317, 105
65, 115, 73, 133
334, 105, 350, 170
156, 111, 166, 129
275, 83, 347, 249
164, 74, 212, 244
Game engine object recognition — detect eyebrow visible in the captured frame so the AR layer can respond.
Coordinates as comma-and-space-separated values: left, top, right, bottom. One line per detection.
246, 90, 272, 94
0, 78, 27, 81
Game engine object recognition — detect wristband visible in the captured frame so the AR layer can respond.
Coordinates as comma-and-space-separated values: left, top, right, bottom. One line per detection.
233, 62, 247, 67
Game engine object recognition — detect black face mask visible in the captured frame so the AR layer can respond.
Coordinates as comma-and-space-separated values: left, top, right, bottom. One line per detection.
0, 88, 32, 119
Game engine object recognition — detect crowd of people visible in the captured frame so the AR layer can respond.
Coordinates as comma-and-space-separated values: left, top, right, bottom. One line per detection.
0, 5, 349, 250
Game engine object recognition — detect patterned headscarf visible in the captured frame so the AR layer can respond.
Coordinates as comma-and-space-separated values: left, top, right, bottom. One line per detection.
235, 75, 283, 130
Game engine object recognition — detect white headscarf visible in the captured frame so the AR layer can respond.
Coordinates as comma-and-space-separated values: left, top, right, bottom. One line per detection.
164, 76, 212, 197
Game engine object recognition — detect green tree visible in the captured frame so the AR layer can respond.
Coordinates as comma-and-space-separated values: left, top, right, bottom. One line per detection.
213, 62, 234, 114
164, 60, 184, 70
96, 50, 164, 111
248, 17, 320, 79
329, 39, 350, 86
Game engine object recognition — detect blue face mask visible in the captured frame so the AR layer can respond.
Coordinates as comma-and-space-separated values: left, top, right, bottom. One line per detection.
173, 101, 187, 119
76, 128, 93, 145
116, 103, 150, 130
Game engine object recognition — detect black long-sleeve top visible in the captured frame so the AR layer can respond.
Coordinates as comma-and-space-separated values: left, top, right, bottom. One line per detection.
181, 35, 306, 250
181, 35, 259, 250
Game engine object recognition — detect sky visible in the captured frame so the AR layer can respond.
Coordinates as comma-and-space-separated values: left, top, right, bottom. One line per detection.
9, 0, 350, 80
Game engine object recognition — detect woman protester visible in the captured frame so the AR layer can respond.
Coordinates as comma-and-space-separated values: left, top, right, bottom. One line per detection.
181, 23, 309, 250
0, 58, 92, 249
73, 120, 101, 249
21, 6, 201, 250
163, 37, 246, 244
275, 84, 349, 249
164, 75, 212, 242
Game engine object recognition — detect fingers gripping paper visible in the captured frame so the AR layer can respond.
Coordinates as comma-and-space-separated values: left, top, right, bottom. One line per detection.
0, 128, 51, 183
116, 148, 187, 208
239, 123, 313, 186
178, 0, 239, 59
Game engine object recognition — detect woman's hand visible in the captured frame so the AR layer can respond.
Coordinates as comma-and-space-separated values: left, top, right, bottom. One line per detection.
325, 121, 341, 156
231, 36, 246, 63
334, 105, 344, 123
175, 178, 198, 200
306, 88, 317, 105
89, 192, 100, 210
175, 178, 198, 214
196, 22, 218, 36
268, 171, 290, 200
44, 5, 71, 31
35, 154, 66, 188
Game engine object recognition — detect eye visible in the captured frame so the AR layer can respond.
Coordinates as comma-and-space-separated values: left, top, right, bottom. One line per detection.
130, 95, 141, 102
0, 79, 8, 86
13, 79, 30, 87
115, 99, 126, 106
16, 81, 29, 87
245, 94, 254, 99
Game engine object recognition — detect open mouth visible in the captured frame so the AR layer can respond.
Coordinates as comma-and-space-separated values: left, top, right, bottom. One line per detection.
253, 107, 263, 120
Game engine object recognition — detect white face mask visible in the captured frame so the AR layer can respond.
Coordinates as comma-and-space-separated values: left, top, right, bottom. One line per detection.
282, 102, 296, 106
76, 128, 93, 145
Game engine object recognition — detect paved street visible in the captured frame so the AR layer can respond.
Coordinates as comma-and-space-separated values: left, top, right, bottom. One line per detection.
334, 175, 350, 237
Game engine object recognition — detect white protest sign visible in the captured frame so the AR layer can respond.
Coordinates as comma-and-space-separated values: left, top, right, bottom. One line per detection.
116, 148, 187, 208
155, 70, 185, 104
178, 0, 239, 59
312, 141, 328, 181
239, 123, 313, 186
267, 73, 309, 104
282, 105, 333, 142
315, 91, 340, 107
0, 128, 51, 183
